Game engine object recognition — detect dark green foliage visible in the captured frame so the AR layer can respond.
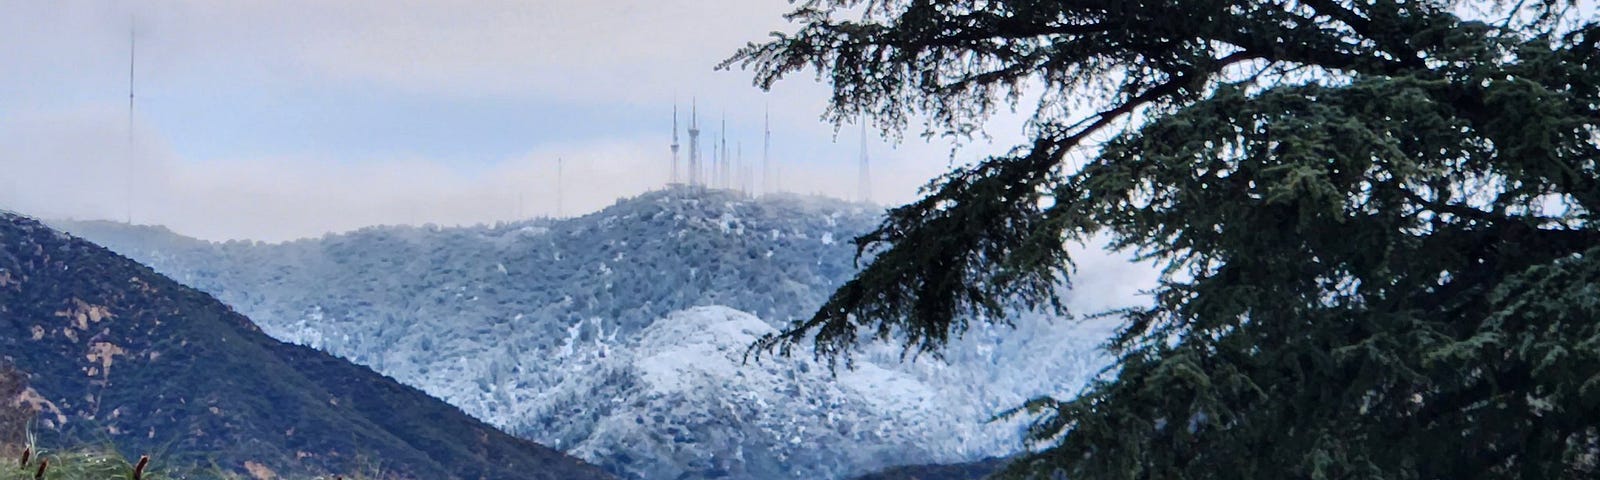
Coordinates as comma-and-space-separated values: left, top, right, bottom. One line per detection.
0, 213, 613, 480
729, 0, 1600, 477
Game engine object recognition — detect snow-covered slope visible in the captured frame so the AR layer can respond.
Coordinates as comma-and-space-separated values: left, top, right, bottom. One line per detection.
54, 188, 1116, 480
525, 306, 1109, 480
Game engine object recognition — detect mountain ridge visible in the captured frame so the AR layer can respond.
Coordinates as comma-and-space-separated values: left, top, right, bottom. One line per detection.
53, 188, 1116, 480
0, 211, 613, 479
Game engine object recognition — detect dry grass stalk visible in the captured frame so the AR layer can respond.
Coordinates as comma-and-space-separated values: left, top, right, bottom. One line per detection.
133, 455, 149, 480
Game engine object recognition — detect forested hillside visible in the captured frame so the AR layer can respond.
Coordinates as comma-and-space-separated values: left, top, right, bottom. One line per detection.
0, 211, 613, 479
58, 188, 1118, 479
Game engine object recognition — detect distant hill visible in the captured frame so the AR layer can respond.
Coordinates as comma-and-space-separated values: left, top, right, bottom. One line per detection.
54, 189, 872, 377
850, 458, 1008, 480
0, 211, 613, 479
55, 188, 1115, 480
52, 189, 890, 421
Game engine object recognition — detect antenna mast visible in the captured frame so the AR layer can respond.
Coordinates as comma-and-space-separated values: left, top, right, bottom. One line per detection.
126, 17, 136, 224
762, 106, 771, 196
670, 103, 680, 186
688, 100, 701, 188
719, 114, 728, 189
556, 157, 564, 217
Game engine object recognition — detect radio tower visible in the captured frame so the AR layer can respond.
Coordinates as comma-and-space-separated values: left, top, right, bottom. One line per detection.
670, 104, 680, 185
687, 100, 701, 187
858, 120, 872, 204
762, 106, 772, 196
719, 114, 729, 189
125, 18, 136, 224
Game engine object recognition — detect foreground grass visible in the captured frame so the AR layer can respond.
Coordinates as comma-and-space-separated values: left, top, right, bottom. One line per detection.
2, 447, 158, 480
2, 446, 370, 480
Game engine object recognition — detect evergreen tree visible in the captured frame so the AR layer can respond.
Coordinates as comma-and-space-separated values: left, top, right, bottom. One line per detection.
726, 1, 1600, 477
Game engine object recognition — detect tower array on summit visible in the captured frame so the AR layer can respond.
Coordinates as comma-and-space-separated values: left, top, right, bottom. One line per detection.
668, 101, 780, 197
666, 102, 878, 202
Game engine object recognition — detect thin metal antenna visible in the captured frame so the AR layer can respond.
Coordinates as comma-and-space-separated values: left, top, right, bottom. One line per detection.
688, 98, 700, 188
556, 157, 564, 217
670, 101, 680, 186
711, 127, 719, 189
723, 111, 729, 188
126, 16, 136, 224
763, 104, 771, 196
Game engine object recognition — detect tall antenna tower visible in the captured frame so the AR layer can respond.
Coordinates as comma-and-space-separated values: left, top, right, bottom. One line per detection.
556, 157, 564, 217
736, 142, 744, 195
670, 104, 680, 185
858, 120, 872, 204
126, 17, 136, 224
762, 106, 772, 196
719, 114, 729, 189
688, 100, 701, 187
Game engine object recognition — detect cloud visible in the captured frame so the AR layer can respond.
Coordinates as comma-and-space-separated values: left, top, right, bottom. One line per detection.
286, 1, 797, 101
0, 107, 666, 242
0, 0, 1054, 243
0, 1, 807, 104
0, 105, 1007, 242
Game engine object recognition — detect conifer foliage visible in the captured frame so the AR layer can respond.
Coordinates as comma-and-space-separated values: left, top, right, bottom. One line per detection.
728, 1, 1600, 477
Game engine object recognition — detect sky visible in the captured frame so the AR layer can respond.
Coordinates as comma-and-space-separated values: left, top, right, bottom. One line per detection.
0, 0, 1036, 242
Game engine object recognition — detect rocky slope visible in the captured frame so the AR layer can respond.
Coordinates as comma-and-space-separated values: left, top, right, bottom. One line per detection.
0, 211, 613, 480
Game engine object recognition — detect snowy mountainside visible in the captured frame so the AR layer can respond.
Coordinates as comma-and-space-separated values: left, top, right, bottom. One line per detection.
55, 188, 868, 382
513, 306, 1110, 480
54, 188, 1117, 480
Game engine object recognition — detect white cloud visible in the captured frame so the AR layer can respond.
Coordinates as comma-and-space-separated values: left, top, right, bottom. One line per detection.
0, 108, 668, 241
0, 1, 809, 104
286, 1, 796, 101
0, 105, 1016, 242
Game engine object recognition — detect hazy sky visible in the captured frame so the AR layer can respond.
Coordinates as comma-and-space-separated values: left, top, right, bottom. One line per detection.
0, 0, 1034, 241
